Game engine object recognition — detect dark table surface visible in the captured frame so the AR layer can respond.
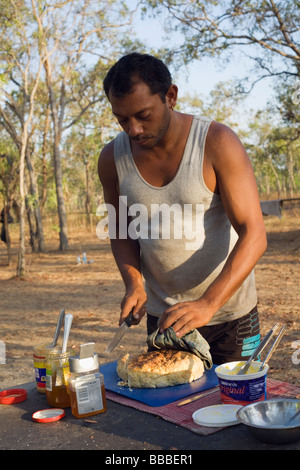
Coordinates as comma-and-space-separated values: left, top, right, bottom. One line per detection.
1, 381, 300, 453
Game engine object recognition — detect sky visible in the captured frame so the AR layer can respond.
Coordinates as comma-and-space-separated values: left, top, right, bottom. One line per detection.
129, 3, 274, 117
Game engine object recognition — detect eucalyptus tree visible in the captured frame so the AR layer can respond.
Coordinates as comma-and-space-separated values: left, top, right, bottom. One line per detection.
142, 0, 300, 197
63, 100, 119, 225
247, 101, 300, 198
0, 0, 139, 276
0, 0, 48, 276
32, 0, 138, 251
0, 136, 19, 264
142, 0, 300, 83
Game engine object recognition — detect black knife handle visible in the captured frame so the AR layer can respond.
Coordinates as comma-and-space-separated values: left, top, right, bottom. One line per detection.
124, 309, 135, 327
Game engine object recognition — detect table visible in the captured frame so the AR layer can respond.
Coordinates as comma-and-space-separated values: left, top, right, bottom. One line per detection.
1, 380, 300, 452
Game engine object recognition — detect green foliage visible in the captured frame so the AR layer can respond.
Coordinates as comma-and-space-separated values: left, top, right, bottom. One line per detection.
142, 0, 300, 78
0, 0, 299, 226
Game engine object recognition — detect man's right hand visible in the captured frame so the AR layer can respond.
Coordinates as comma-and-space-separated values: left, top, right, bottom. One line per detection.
120, 285, 147, 326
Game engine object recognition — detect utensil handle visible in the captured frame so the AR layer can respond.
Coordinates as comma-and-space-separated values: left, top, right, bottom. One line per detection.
259, 326, 285, 371
177, 386, 219, 406
237, 323, 279, 375
62, 313, 73, 353
52, 309, 65, 348
124, 309, 135, 327
246, 323, 279, 365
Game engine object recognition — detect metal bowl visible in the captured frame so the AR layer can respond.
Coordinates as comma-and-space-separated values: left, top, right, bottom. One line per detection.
236, 399, 300, 444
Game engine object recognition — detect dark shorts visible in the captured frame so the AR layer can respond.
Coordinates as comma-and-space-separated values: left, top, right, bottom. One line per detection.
146, 306, 260, 365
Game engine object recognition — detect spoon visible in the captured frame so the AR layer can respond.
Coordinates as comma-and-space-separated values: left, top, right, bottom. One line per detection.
51, 309, 65, 348
62, 313, 73, 354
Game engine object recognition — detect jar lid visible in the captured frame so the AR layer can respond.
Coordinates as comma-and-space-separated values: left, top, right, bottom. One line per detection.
0, 388, 27, 404
32, 408, 65, 423
69, 353, 99, 373
192, 404, 242, 427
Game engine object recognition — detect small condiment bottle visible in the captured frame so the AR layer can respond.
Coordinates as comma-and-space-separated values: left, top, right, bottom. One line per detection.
46, 349, 71, 408
68, 343, 107, 418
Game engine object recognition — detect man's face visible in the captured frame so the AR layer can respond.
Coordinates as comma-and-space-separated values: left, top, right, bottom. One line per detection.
109, 82, 172, 149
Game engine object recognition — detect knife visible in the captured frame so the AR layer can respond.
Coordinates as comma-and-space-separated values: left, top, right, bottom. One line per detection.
105, 309, 135, 353
51, 309, 65, 348
177, 386, 220, 406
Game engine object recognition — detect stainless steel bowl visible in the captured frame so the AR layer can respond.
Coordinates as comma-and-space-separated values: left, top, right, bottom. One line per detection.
236, 399, 300, 444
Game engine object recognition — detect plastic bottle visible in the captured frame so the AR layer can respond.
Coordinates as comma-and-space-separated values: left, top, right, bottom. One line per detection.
82, 251, 87, 264
68, 343, 107, 418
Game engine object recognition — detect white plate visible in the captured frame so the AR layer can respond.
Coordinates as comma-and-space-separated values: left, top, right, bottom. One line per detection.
192, 404, 242, 427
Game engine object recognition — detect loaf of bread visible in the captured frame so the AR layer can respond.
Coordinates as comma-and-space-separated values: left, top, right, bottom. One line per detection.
117, 349, 204, 388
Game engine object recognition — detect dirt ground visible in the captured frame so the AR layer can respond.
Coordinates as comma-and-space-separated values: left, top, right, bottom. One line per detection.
0, 210, 299, 391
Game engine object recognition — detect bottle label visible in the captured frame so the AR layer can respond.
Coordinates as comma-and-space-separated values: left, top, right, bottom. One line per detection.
46, 366, 52, 391
75, 376, 103, 414
46, 361, 70, 390
34, 358, 47, 388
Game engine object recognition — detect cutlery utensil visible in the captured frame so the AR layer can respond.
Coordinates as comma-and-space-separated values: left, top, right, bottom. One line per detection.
237, 323, 279, 375
177, 386, 220, 406
62, 313, 73, 354
51, 309, 65, 348
258, 325, 285, 372
105, 310, 134, 354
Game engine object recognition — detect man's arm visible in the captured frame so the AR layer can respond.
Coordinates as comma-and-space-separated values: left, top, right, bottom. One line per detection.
158, 122, 267, 336
98, 142, 147, 325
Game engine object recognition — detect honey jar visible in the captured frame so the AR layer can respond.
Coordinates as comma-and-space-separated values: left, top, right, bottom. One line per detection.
46, 349, 71, 408
68, 343, 107, 418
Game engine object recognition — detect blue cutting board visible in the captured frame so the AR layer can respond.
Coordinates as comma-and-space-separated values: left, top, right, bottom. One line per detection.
100, 361, 219, 407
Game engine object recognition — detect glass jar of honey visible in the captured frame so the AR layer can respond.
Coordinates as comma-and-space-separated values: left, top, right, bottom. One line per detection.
68, 343, 107, 418
46, 349, 71, 408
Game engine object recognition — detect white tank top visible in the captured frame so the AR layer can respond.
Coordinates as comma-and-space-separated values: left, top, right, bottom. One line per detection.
113, 115, 257, 325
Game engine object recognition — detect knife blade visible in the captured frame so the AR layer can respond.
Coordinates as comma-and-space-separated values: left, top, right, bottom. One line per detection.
105, 310, 135, 353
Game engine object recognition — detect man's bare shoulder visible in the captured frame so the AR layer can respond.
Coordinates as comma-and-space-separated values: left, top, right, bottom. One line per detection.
98, 139, 116, 183
207, 121, 240, 149
98, 139, 114, 165
206, 120, 249, 168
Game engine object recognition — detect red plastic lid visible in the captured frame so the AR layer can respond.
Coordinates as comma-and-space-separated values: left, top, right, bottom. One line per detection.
32, 408, 65, 423
0, 388, 28, 404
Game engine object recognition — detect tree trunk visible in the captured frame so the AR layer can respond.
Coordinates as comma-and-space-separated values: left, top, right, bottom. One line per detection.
268, 158, 282, 199
85, 159, 92, 229
2, 203, 12, 266
25, 146, 45, 252
17, 141, 26, 278
24, 173, 36, 252
53, 136, 69, 250
40, 107, 51, 214
287, 146, 295, 198
44, 60, 69, 251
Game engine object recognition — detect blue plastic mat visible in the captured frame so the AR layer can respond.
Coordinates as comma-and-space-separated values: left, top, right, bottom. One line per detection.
100, 361, 218, 407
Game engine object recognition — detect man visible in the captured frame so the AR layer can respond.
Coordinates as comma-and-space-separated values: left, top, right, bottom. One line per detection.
98, 52, 267, 364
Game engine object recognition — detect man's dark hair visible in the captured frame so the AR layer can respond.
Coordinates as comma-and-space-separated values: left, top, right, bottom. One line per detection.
103, 52, 172, 102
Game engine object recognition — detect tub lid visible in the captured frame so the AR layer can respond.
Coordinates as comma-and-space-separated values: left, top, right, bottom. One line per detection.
0, 388, 27, 404
32, 408, 65, 423
192, 404, 242, 427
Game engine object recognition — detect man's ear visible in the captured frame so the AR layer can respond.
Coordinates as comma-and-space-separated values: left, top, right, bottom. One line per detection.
165, 84, 178, 109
